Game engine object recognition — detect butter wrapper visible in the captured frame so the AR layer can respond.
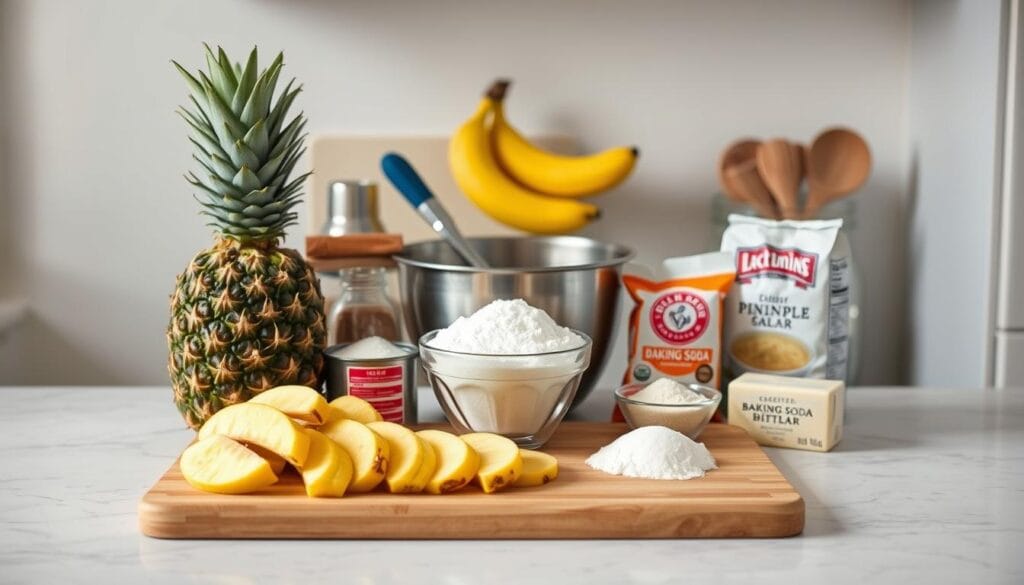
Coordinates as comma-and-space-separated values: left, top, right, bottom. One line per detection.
727, 373, 844, 452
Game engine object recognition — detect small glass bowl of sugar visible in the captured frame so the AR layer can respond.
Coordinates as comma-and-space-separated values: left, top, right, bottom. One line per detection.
614, 379, 721, 439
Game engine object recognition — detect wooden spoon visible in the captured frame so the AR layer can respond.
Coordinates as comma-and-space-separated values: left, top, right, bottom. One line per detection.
717, 139, 780, 219
803, 127, 871, 219
755, 139, 804, 219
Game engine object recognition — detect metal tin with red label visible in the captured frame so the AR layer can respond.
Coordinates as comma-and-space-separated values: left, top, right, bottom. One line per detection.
323, 341, 419, 424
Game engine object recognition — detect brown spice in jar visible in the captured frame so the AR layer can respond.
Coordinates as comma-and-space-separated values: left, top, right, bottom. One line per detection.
331, 305, 400, 345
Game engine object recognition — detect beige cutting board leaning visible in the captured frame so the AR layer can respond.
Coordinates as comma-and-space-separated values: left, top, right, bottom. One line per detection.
307, 136, 576, 241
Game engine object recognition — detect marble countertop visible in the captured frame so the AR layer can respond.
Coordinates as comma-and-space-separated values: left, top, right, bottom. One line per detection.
1, 386, 1022, 584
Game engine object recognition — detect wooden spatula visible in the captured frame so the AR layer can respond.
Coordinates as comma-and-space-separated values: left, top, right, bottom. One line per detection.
803, 128, 871, 219
723, 160, 780, 219
755, 139, 804, 219
718, 139, 780, 219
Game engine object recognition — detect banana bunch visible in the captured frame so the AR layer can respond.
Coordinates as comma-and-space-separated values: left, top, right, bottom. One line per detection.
449, 80, 639, 234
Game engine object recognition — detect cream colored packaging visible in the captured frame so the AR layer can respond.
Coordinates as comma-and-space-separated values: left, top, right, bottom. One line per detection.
727, 373, 844, 452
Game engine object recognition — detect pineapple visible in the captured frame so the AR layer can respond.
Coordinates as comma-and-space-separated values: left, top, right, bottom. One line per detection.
167, 46, 326, 429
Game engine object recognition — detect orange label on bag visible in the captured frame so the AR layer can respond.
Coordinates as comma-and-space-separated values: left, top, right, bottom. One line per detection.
642, 345, 714, 376
614, 252, 735, 422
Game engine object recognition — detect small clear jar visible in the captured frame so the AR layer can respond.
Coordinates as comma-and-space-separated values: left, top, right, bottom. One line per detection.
327, 267, 401, 346
709, 193, 862, 385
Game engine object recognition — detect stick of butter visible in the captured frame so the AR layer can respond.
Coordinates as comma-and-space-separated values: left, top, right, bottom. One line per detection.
727, 373, 844, 452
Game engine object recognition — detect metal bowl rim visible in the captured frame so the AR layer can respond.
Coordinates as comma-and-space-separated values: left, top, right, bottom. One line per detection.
393, 236, 635, 274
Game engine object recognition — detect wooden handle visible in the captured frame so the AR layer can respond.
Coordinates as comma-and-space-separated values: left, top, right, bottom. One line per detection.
756, 139, 804, 219
305, 234, 404, 259
725, 161, 781, 220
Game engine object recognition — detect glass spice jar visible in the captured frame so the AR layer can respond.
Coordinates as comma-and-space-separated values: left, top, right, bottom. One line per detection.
327, 266, 401, 346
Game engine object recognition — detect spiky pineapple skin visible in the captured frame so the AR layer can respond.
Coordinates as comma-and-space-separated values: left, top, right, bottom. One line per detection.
167, 238, 326, 429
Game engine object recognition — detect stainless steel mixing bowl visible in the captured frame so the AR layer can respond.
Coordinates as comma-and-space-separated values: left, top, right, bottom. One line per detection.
394, 236, 634, 409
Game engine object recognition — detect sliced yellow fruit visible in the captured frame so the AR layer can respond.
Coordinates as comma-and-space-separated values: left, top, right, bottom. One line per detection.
319, 418, 389, 492
180, 435, 278, 495
366, 421, 428, 493
325, 395, 383, 424
248, 385, 330, 425
411, 436, 437, 492
246, 444, 288, 475
298, 429, 354, 498
417, 429, 480, 494
513, 450, 559, 487
460, 433, 523, 494
197, 403, 310, 467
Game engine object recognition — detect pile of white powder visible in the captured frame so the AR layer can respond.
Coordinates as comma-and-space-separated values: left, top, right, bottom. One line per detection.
428, 299, 584, 354
620, 378, 719, 438
631, 378, 707, 404
332, 336, 409, 360
424, 299, 588, 436
586, 425, 717, 480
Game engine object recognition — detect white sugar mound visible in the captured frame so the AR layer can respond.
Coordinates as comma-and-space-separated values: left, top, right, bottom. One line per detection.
586, 425, 717, 480
428, 299, 584, 354
631, 378, 706, 405
333, 336, 408, 359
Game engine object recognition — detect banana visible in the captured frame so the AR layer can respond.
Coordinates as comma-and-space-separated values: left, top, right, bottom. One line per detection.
448, 98, 600, 234
489, 80, 638, 198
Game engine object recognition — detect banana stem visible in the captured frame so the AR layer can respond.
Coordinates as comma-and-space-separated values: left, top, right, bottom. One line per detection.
486, 79, 511, 102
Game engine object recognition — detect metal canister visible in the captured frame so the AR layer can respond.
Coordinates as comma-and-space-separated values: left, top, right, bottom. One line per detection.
323, 342, 419, 424
321, 180, 385, 236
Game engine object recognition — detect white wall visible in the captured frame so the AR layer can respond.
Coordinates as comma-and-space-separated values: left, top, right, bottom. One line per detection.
907, 0, 1005, 386
0, 0, 910, 387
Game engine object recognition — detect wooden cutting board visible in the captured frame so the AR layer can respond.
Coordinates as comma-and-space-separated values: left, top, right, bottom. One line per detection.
138, 422, 803, 539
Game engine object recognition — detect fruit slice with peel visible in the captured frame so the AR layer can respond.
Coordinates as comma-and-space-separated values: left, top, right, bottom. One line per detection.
460, 432, 522, 494
319, 418, 389, 492
197, 402, 311, 467
513, 449, 559, 487
325, 395, 383, 424
417, 429, 480, 494
411, 436, 437, 491
246, 444, 288, 475
367, 421, 428, 493
490, 81, 638, 198
298, 429, 353, 497
181, 435, 278, 495
248, 385, 330, 425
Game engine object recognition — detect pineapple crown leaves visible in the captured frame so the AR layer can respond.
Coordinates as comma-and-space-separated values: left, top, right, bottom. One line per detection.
173, 45, 311, 242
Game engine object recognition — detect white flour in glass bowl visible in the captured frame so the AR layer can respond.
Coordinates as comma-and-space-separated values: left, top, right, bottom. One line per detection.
424, 299, 589, 435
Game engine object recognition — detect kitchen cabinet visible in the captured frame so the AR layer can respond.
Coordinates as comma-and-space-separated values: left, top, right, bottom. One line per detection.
996, 0, 1024, 363
909, 0, 1024, 387
995, 332, 1024, 385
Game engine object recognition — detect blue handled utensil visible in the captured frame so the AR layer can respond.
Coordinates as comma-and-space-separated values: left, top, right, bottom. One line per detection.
381, 152, 490, 268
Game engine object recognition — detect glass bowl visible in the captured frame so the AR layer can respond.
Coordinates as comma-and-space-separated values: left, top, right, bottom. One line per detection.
418, 330, 593, 449
614, 382, 721, 439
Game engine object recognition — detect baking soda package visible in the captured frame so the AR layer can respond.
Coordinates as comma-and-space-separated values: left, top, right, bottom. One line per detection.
620, 252, 736, 395
720, 214, 851, 382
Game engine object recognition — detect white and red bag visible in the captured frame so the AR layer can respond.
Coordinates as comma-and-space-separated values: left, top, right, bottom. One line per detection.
720, 215, 851, 381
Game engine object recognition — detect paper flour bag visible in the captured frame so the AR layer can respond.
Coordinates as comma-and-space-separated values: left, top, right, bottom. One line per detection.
720, 214, 850, 381
621, 252, 735, 389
